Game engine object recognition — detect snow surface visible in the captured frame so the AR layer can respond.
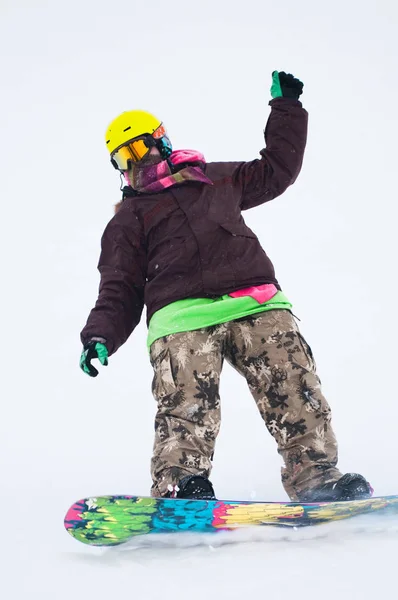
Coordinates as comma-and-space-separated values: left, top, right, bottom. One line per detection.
2, 0, 398, 598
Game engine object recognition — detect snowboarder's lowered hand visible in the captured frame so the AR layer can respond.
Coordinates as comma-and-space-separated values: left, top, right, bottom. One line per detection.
271, 71, 304, 100
80, 339, 109, 377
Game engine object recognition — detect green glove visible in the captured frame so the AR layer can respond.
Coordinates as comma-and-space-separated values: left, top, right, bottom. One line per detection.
80, 340, 109, 377
271, 71, 304, 100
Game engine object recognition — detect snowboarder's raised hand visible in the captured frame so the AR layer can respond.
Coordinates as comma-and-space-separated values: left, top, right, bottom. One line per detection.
80, 339, 109, 377
271, 71, 304, 100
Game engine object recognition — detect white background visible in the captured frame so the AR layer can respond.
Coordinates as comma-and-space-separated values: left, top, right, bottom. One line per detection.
1, 0, 397, 598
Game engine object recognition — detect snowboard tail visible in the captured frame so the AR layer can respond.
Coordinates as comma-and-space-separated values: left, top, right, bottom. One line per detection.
64, 494, 398, 546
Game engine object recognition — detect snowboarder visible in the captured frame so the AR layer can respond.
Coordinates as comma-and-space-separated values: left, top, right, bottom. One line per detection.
80, 71, 372, 503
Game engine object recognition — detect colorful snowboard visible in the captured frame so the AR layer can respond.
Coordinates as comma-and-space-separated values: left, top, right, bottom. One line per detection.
64, 494, 398, 546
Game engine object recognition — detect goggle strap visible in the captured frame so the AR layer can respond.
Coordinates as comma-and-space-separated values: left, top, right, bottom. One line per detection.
144, 135, 156, 148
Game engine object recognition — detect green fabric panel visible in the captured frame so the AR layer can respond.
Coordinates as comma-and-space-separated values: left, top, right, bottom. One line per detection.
147, 291, 292, 350
95, 342, 109, 364
270, 71, 283, 98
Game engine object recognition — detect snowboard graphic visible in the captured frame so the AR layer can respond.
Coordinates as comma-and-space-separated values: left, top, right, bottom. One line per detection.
64, 494, 398, 546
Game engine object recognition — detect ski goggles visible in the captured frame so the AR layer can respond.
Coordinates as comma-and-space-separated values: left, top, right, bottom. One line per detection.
110, 124, 167, 170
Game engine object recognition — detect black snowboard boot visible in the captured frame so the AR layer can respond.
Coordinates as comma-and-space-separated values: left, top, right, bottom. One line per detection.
299, 473, 373, 503
168, 475, 216, 500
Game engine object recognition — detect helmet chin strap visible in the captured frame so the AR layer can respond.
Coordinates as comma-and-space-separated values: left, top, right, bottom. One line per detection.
120, 171, 130, 189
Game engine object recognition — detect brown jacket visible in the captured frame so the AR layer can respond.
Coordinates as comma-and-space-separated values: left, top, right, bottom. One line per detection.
81, 98, 308, 355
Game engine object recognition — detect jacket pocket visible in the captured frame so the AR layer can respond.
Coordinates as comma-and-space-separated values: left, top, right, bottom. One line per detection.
218, 220, 257, 239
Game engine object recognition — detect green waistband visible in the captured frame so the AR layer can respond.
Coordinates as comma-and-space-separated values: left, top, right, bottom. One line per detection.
147, 290, 292, 349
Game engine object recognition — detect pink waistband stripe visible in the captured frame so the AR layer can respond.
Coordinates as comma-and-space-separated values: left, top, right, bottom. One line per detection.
229, 283, 278, 304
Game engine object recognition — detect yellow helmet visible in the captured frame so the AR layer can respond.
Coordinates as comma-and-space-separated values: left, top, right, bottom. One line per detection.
105, 110, 173, 169
105, 110, 162, 154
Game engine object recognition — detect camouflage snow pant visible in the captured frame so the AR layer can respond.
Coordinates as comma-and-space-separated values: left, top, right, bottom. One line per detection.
149, 309, 342, 500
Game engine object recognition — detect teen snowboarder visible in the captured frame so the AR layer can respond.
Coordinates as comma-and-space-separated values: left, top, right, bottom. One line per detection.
80, 71, 372, 502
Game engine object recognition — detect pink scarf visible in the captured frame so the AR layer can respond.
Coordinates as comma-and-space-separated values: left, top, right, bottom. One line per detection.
125, 149, 213, 193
